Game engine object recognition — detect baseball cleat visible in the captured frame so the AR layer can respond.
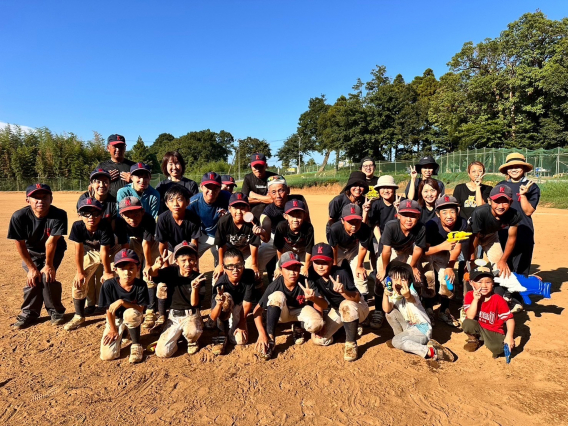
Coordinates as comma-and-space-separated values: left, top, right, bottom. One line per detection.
64, 315, 85, 331
129, 344, 144, 363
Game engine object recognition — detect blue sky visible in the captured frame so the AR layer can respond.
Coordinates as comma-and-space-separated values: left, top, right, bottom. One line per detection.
1, 1, 566, 165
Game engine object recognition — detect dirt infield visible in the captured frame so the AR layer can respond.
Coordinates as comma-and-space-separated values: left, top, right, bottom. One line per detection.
0, 191, 567, 425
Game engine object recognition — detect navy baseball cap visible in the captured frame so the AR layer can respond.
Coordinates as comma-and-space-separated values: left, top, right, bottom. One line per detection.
229, 192, 249, 206
78, 197, 103, 212
26, 183, 52, 197
118, 196, 143, 213
280, 251, 302, 268
114, 249, 140, 266
221, 175, 236, 186
250, 153, 267, 167
398, 199, 421, 215
201, 172, 222, 187
341, 203, 363, 221
470, 260, 496, 281
173, 240, 198, 258
107, 134, 126, 145
130, 162, 151, 176
490, 184, 513, 201
312, 243, 333, 262
285, 199, 306, 214
435, 195, 459, 210
90, 168, 111, 181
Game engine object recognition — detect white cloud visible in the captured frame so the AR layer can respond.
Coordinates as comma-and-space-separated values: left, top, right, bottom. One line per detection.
0, 122, 36, 133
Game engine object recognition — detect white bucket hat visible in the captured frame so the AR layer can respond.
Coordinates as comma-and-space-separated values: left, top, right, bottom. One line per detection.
374, 175, 398, 189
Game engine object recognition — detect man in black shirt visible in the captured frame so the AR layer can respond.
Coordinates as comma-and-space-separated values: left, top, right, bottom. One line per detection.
147, 241, 207, 357
328, 204, 373, 298
99, 249, 148, 363
210, 248, 260, 355
8, 184, 67, 329
241, 153, 277, 217
360, 157, 379, 187
253, 252, 326, 360
309, 244, 369, 362
96, 134, 135, 197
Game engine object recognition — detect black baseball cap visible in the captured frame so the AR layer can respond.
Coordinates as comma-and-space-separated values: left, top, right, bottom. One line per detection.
130, 162, 151, 176
250, 153, 267, 167
118, 196, 143, 213
311, 243, 333, 262
221, 175, 236, 186
107, 134, 126, 145
341, 203, 363, 221
470, 260, 495, 281
201, 172, 222, 187
489, 184, 513, 201
229, 192, 249, 206
26, 183, 52, 197
77, 197, 103, 212
398, 199, 421, 215
90, 168, 111, 181
285, 199, 306, 214
114, 249, 140, 266
279, 251, 302, 268
173, 241, 198, 258
435, 195, 459, 210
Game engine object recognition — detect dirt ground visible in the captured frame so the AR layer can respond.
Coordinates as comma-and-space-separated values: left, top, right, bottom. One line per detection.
0, 190, 567, 425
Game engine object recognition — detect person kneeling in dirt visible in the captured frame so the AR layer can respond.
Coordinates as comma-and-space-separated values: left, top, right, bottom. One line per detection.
383, 261, 455, 362
463, 261, 515, 358
99, 249, 148, 364
309, 243, 369, 362
253, 251, 326, 360
147, 241, 207, 357
209, 248, 259, 355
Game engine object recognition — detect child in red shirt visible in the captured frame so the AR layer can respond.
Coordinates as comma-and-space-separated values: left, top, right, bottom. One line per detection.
463, 261, 515, 357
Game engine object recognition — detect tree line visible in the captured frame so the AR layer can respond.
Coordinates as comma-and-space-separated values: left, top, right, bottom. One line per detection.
277, 11, 568, 170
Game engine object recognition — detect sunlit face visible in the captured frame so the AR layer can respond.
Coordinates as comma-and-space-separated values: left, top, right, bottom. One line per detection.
269, 184, 288, 207
252, 163, 266, 178
91, 177, 110, 196
390, 273, 410, 295
398, 212, 420, 231
166, 194, 189, 215
437, 207, 458, 228
229, 203, 250, 222
121, 209, 144, 227
468, 164, 484, 182
506, 166, 525, 181
107, 143, 126, 161
27, 191, 53, 218
379, 187, 395, 201
223, 255, 244, 282
361, 161, 375, 178
115, 262, 139, 283
201, 183, 221, 204
166, 158, 183, 179
221, 184, 236, 193
313, 259, 333, 277
131, 172, 150, 192
471, 276, 494, 296
349, 185, 365, 199
421, 166, 434, 178
79, 208, 102, 228
341, 217, 362, 235
282, 264, 301, 285
490, 197, 512, 216
285, 210, 305, 231
421, 184, 438, 206
175, 253, 198, 276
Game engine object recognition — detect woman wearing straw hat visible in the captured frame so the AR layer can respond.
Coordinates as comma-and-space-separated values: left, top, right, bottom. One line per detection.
405, 156, 446, 201
497, 153, 540, 279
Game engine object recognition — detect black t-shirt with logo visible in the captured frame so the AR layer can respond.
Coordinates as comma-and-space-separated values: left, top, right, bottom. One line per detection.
155, 267, 202, 310
425, 216, 469, 248
328, 221, 373, 251
69, 220, 114, 251
211, 269, 257, 308
7, 205, 68, 253
469, 204, 522, 236
241, 171, 277, 198
95, 158, 136, 197
309, 265, 358, 310
453, 183, 493, 220
155, 210, 201, 252
76, 192, 117, 222
380, 220, 427, 251
498, 179, 540, 233
98, 277, 149, 319
261, 194, 309, 230
274, 221, 314, 254
215, 214, 261, 249
369, 198, 398, 232
258, 275, 318, 310
115, 212, 156, 244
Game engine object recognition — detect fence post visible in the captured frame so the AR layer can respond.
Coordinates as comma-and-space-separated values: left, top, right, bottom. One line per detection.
557, 147, 560, 177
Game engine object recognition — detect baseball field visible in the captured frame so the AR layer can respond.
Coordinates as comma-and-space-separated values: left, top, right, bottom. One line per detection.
0, 189, 567, 425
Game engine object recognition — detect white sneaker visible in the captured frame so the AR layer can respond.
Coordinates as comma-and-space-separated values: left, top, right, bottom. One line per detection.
129, 344, 144, 363
63, 315, 85, 331
187, 342, 199, 355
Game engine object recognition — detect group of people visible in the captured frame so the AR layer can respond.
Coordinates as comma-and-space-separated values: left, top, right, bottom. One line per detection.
7, 133, 540, 365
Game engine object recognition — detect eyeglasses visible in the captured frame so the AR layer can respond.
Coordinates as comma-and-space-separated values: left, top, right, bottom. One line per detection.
224, 263, 244, 270
362, 164, 375, 169
80, 211, 102, 218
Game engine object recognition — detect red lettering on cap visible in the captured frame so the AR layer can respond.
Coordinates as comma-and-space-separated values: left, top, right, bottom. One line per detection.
210, 173, 214, 179
237, 193, 242, 199
290, 253, 295, 260
351, 207, 355, 214
317, 246, 323, 254
125, 199, 131, 206
500, 187, 505, 193
256, 155, 260, 160
98, 168, 103, 172
121, 250, 127, 257
36, 183, 41, 189
293, 200, 298, 207
86, 198, 92, 204
138, 163, 143, 168
444, 196, 449, 202
183, 241, 188, 246
406, 201, 412, 208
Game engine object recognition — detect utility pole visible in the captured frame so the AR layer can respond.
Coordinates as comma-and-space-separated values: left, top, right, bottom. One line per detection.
237, 143, 240, 181
297, 136, 301, 174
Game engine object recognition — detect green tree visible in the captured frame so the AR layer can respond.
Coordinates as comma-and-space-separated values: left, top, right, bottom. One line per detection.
235, 137, 271, 170
276, 133, 303, 169
130, 136, 154, 167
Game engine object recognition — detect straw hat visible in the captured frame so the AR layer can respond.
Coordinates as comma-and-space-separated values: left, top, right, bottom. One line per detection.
498, 153, 533, 173
374, 175, 398, 189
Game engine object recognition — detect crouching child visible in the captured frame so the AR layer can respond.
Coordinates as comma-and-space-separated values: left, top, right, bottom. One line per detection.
253, 251, 326, 360
309, 243, 369, 362
99, 249, 148, 364
463, 260, 515, 358
147, 241, 206, 357
383, 261, 455, 362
